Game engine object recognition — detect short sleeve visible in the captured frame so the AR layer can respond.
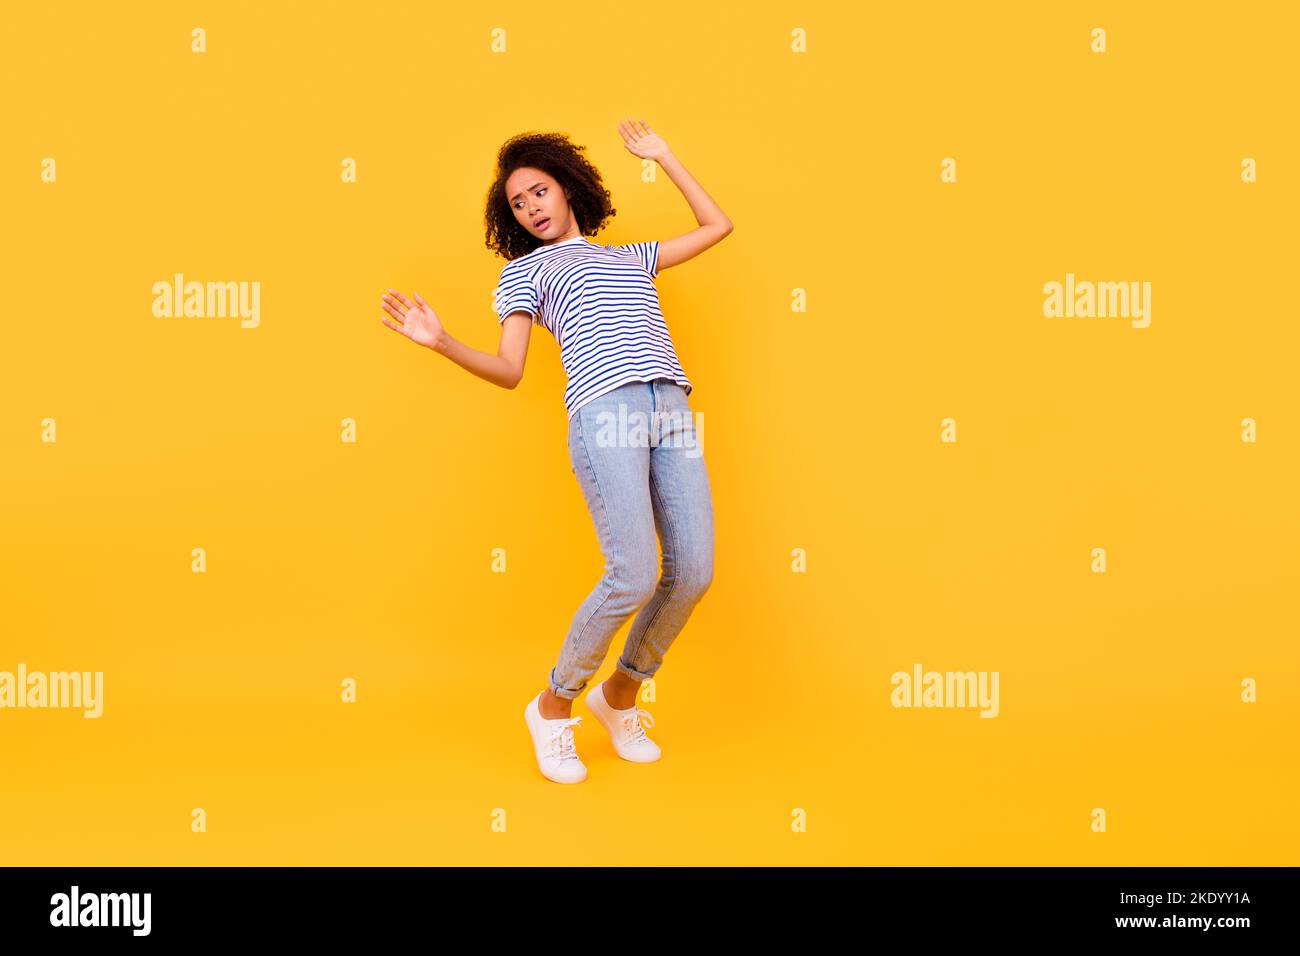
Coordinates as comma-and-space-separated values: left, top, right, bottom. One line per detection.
606, 240, 659, 279
493, 260, 540, 324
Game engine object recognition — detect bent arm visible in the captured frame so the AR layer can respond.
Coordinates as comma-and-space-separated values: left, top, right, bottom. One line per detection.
656, 150, 734, 271
433, 312, 532, 389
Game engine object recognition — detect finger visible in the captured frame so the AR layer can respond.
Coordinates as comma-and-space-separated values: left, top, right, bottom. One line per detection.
381, 292, 408, 314
380, 301, 405, 322
412, 291, 428, 308
637, 118, 651, 135
386, 288, 416, 309
380, 317, 404, 334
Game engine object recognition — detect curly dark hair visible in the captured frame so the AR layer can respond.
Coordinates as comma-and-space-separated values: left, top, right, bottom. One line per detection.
484, 132, 617, 261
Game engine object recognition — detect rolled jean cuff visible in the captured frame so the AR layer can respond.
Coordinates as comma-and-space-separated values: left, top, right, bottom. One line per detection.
548, 669, 585, 700
615, 658, 655, 683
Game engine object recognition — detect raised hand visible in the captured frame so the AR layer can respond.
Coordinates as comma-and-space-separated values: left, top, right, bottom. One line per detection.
380, 289, 445, 350
618, 118, 671, 162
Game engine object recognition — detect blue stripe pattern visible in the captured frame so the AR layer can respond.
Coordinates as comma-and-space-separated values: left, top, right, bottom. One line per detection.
492, 236, 693, 419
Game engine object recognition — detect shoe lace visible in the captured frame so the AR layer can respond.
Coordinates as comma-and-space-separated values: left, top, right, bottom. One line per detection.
547, 716, 584, 761
620, 707, 655, 744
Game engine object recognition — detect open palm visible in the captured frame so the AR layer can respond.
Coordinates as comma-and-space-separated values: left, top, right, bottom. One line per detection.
380, 289, 444, 349
618, 118, 670, 161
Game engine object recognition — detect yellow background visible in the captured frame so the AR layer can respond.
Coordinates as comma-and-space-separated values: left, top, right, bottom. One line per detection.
1, 1, 1296, 865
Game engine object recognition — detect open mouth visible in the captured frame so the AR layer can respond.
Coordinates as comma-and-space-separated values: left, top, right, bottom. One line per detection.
534, 218, 550, 230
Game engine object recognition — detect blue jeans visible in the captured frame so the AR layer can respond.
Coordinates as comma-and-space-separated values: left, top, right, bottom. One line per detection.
550, 377, 715, 700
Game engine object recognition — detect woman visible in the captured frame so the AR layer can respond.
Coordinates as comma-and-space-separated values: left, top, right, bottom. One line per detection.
379, 119, 733, 784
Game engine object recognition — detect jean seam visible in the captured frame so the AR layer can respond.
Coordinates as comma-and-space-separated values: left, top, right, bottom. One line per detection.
559, 410, 618, 693
622, 459, 679, 676
575, 410, 617, 575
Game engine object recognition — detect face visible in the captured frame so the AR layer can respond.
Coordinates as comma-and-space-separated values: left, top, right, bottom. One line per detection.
505, 167, 578, 244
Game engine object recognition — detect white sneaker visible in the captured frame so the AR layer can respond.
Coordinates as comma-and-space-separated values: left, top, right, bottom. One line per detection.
585, 680, 661, 763
524, 693, 588, 783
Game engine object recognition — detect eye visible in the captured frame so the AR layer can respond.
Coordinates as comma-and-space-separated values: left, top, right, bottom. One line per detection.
514, 187, 545, 211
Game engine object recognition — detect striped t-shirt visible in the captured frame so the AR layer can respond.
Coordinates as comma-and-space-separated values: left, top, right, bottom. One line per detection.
492, 236, 693, 420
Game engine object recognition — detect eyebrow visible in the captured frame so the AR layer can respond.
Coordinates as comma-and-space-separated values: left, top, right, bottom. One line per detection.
509, 181, 545, 202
